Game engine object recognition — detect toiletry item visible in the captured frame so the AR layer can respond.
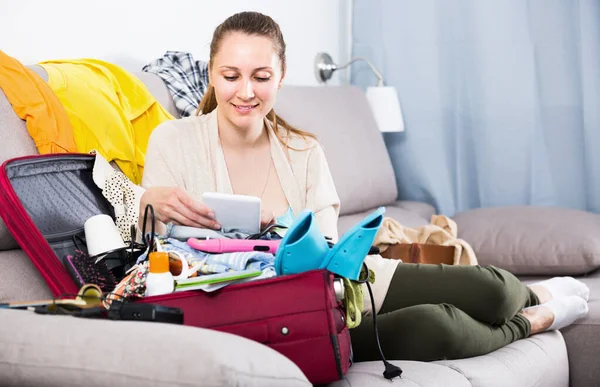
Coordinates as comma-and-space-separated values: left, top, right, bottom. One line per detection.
145, 252, 174, 297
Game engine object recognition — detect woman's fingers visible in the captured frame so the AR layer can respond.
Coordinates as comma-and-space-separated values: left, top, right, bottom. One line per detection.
141, 187, 221, 230
177, 189, 215, 219
164, 210, 204, 228
174, 189, 220, 229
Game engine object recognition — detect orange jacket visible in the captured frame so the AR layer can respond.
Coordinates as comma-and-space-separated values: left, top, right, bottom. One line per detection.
0, 50, 76, 154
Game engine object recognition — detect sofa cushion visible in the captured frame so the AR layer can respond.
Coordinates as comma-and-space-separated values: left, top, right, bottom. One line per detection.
0, 249, 51, 303
453, 206, 600, 275
328, 360, 470, 387
338, 205, 429, 235
0, 309, 311, 387
275, 86, 398, 216
435, 330, 568, 387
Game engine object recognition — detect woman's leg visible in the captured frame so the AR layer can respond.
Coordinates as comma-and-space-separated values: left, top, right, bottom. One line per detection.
379, 263, 539, 325
351, 303, 531, 362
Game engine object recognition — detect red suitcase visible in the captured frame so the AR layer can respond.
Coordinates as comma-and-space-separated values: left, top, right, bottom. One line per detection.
0, 154, 352, 385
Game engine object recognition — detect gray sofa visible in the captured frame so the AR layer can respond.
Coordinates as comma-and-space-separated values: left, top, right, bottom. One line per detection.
0, 65, 597, 386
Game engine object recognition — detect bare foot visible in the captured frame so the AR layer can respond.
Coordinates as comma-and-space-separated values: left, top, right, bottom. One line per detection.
528, 284, 553, 304
520, 306, 554, 335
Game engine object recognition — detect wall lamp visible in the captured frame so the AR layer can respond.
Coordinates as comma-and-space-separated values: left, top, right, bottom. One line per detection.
314, 52, 405, 133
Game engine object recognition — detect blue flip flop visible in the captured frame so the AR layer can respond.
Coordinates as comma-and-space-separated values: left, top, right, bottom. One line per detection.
275, 209, 330, 275
320, 207, 386, 280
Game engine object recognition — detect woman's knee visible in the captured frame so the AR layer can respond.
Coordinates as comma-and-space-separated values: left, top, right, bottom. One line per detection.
478, 266, 522, 325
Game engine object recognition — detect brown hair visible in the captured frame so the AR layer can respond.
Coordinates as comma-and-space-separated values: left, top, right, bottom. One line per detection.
195, 11, 316, 147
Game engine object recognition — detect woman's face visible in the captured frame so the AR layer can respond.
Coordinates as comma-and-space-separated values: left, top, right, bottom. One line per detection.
210, 32, 284, 130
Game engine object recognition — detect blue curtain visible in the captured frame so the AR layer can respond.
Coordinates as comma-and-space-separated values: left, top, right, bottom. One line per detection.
352, 0, 600, 216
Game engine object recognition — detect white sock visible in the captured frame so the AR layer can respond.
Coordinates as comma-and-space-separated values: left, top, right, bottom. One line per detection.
531, 276, 590, 302
525, 296, 589, 331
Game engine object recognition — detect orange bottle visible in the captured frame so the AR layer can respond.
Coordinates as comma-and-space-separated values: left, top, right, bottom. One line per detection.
145, 252, 174, 296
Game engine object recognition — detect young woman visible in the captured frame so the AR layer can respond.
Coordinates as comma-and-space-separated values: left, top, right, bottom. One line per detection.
140, 11, 589, 362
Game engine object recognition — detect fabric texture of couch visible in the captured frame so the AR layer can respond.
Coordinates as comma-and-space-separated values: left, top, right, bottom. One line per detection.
0, 64, 598, 387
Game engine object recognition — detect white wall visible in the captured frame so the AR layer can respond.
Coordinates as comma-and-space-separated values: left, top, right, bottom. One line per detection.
0, 0, 349, 86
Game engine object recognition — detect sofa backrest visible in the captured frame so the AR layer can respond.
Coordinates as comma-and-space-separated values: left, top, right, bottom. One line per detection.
274, 85, 398, 216
134, 72, 180, 118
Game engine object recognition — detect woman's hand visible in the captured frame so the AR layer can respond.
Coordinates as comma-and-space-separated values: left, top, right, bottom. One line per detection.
260, 210, 275, 230
140, 187, 220, 229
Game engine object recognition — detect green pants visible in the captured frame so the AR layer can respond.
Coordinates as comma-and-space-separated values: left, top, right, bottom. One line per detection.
350, 264, 540, 362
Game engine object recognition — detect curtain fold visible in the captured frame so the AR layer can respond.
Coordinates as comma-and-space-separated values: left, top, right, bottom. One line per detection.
352, 0, 600, 215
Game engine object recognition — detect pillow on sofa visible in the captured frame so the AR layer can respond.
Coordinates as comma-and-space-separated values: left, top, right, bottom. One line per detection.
453, 206, 600, 275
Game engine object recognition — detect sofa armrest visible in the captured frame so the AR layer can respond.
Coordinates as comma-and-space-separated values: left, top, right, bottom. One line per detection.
0, 309, 310, 387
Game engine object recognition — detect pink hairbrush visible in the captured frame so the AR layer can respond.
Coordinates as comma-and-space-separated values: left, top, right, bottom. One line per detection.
187, 238, 280, 254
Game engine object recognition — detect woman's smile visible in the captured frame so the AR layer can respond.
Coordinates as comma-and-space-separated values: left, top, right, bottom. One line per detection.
231, 102, 259, 114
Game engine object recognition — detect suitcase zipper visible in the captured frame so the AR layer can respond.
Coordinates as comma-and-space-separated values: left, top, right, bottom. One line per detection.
45, 228, 85, 243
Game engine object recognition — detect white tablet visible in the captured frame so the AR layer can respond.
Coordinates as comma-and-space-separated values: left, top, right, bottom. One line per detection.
202, 192, 261, 234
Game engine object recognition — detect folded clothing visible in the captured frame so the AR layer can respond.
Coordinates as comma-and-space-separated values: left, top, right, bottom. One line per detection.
136, 237, 275, 276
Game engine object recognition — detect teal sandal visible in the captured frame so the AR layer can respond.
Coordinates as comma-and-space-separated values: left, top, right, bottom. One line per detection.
275, 210, 330, 275
320, 207, 386, 280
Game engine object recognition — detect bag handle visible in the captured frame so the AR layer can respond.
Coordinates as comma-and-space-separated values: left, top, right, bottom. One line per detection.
141, 204, 156, 249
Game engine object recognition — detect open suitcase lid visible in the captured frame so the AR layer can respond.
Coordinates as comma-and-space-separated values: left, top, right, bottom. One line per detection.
0, 153, 114, 295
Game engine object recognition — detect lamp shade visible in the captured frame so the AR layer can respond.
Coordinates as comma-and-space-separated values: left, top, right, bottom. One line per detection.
365, 86, 405, 132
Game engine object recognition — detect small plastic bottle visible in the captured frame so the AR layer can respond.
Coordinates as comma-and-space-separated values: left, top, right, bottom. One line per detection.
145, 252, 174, 297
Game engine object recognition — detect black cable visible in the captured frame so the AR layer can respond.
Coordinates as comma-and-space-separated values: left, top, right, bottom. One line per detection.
141, 204, 156, 248
246, 223, 288, 240
357, 262, 402, 380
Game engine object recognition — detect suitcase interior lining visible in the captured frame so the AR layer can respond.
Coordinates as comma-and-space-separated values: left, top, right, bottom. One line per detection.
6, 156, 115, 260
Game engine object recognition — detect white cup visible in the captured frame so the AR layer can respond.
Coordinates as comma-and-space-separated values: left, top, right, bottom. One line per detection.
84, 214, 126, 257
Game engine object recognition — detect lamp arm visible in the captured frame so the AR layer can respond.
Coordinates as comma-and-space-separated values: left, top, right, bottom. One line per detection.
336, 57, 384, 87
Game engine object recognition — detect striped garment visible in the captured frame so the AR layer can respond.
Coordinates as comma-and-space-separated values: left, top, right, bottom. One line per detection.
199, 251, 275, 274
